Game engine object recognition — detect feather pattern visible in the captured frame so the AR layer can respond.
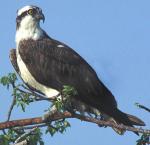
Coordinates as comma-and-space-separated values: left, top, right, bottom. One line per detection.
18, 38, 118, 113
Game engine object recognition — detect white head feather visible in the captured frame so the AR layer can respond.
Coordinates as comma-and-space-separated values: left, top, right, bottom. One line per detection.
15, 5, 43, 46
17, 5, 33, 16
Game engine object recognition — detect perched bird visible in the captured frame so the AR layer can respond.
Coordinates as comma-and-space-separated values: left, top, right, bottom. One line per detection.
12, 5, 145, 135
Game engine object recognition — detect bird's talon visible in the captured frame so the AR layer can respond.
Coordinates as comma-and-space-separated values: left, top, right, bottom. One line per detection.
42, 106, 57, 121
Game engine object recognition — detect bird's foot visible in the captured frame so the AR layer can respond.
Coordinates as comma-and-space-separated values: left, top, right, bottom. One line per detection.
42, 105, 57, 121
64, 105, 76, 114
98, 115, 107, 128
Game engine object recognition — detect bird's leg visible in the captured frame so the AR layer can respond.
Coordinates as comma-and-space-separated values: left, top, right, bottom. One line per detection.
43, 93, 82, 121
42, 95, 65, 121
62, 96, 76, 114
42, 105, 58, 121
98, 115, 106, 127
64, 105, 76, 114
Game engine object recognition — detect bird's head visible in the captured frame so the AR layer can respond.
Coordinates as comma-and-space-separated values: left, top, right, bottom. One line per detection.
16, 5, 45, 30
15, 5, 45, 45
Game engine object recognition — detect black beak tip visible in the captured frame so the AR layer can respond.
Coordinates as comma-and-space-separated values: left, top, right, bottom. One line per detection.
37, 13, 45, 23
42, 16, 45, 23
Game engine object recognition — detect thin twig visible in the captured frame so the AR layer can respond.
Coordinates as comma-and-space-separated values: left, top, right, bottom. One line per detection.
22, 84, 60, 101
135, 103, 150, 113
14, 127, 37, 144
7, 82, 17, 121
2, 129, 7, 135
7, 95, 16, 121
21, 85, 47, 99
17, 87, 59, 102
17, 88, 46, 100
13, 123, 57, 131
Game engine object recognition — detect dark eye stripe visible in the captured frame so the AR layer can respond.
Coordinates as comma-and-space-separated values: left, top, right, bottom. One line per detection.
16, 7, 38, 29
17, 11, 28, 20
18, 8, 37, 19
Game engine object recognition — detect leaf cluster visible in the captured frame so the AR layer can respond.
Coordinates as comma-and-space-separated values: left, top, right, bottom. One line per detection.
0, 73, 17, 89
0, 73, 72, 145
0, 128, 44, 145
46, 120, 70, 136
136, 133, 150, 145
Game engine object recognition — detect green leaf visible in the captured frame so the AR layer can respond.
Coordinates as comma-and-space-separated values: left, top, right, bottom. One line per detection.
0, 135, 10, 145
13, 89, 31, 112
64, 120, 71, 128
54, 98, 64, 112
62, 85, 78, 97
27, 128, 44, 145
39, 140, 45, 145
136, 133, 150, 145
45, 125, 57, 136
0, 73, 17, 89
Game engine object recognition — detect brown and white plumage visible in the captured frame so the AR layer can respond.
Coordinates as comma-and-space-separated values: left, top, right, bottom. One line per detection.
13, 5, 145, 135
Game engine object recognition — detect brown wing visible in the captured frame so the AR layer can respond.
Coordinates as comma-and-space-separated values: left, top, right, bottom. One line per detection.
18, 38, 117, 113
9, 49, 20, 74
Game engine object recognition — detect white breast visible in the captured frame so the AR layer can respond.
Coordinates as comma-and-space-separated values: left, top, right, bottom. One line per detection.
16, 18, 43, 44
17, 52, 59, 98
16, 15, 59, 98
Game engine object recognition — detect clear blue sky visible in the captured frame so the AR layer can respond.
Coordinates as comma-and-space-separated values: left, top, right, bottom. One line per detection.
0, 0, 150, 145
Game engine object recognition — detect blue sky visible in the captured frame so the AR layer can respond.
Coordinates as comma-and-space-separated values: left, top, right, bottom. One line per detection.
0, 0, 150, 145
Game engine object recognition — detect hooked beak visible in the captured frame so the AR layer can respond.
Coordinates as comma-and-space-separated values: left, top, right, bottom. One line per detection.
36, 12, 45, 23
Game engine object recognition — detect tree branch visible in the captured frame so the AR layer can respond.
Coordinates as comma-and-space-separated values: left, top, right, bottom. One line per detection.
0, 112, 149, 134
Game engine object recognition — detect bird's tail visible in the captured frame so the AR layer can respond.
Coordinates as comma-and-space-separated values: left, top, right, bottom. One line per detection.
110, 109, 145, 135
113, 109, 145, 126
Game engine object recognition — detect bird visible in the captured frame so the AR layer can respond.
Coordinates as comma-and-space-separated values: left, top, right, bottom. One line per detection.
13, 5, 145, 135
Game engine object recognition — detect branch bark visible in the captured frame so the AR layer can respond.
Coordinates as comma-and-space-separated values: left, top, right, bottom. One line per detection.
14, 127, 37, 144
13, 140, 27, 145
0, 112, 149, 134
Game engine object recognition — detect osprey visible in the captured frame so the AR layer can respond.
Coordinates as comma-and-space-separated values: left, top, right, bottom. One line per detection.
12, 5, 145, 134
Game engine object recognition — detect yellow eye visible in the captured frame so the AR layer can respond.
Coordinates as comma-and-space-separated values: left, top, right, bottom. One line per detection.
28, 9, 33, 15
